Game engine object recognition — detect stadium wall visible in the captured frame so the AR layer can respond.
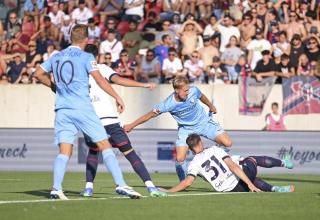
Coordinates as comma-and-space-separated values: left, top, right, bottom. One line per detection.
0, 129, 319, 174
0, 84, 319, 130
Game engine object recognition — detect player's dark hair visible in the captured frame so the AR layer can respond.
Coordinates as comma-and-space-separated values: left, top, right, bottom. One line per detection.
186, 134, 201, 151
84, 44, 99, 57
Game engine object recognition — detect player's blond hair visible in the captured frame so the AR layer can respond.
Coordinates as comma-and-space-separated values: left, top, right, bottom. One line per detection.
172, 76, 189, 89
71, 24, 88, 44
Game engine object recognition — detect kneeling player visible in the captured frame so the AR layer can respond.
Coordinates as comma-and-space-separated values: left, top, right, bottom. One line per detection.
162, 134, 294, 193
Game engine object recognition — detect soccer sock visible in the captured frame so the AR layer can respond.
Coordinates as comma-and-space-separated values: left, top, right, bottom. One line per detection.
53, 154, 69, 191
86, 148, 99, 185
254, 178, 273, 192
251, 156, 282, 168
125, 150, 152, 183
102, 148, 126, 187
175, 161, 187, 181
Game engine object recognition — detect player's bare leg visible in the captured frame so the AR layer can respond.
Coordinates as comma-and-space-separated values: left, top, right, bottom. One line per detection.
215, 132, 233, 148
50, 143, 73, 200
175, 146, 189, 181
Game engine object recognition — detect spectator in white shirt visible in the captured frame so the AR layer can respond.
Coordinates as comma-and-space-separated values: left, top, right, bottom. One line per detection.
99, 29, 123, 63
216, 15, 240, 52
88, 18, 101, 42
162, 47, 183, 83
183, 50, 205, 83
71, 0, 93, 25
48, 3, 65, 28
203, 14, 217, 37
123, 0, 144, 21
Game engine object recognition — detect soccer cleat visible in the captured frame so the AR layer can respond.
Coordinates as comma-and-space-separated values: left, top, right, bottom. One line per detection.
50, 190, 69, 200
80, 188, 93, 197
282, 154, 294, 169
272, 185, 295, 193
147, 187, 168, 197
115, 186, 142, 199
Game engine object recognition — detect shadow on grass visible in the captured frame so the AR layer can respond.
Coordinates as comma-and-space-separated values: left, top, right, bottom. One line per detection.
262, 177, 320, 184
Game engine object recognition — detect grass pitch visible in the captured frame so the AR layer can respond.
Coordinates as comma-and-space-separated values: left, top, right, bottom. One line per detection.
0, 172, 319, 220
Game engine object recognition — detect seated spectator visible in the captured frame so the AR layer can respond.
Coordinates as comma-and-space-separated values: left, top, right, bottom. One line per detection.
136, 49, 161, 83
0, 74, 10, 85
123, 0, 144, 21
142, 11, 163, 37
297, 53, 315, 76
43, 42, 59, 61
286, 11, 307, 41
59, 15, 72, 49
114, 49, 135, 79
98, 0, 123, 21
155, 20, 175, 46
4, 11, 21, 40
305, 11, 320, 37
215, 15, 240, 52
203, 14, 218, 37
221, 36, 243, 84
154, 34, 172, 66
32, 29, 52, 55
162, 47, 183, 83
161, 0, 181, 21
272, 31, 290, 57
100, 17, 121, 41
253, 50, 277, 81
183, 51, 205, 84
276, 54, 295, 81
99, 29, 123, 63
24, 0, 44, 16
266, 102, 286, 131
104, 52, 115, 68
122, 20, 142, 60
207, 56, 226, 84
21, 14, 36, 38
198, 35, 219, 71
48, 2, 65, 28
88, 18, 101, 42
247, 27, 271, 70
239, 12, 255, 49
169, 13, 182, 39
43, 16, 60, 43
7, 27, 30, 54
197, 0, 214, 20
305, 36, 320, 65
6, 53, 27, 84
289, 34, 306, 71
179, 20, 203, 56
180, 1, 196, 21
72, 0, 93, 25
25, 41, 42, 75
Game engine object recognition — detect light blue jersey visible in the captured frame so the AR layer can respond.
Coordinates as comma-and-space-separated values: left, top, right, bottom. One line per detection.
40, 46, 98, 110
153, 86, 210, 128
40, 45, 107, 146
153, 86, 224, 147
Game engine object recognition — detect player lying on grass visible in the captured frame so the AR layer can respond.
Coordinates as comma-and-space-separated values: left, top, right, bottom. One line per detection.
161, 134, 294, 193
81, 44, 167, 198
124, 76, 232, 182
35, 24, 140, 200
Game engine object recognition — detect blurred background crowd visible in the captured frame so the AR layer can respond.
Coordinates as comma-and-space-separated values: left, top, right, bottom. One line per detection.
0, 0, 319, 85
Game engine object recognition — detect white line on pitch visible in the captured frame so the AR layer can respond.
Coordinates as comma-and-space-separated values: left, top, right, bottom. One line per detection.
0, 192, 245, 205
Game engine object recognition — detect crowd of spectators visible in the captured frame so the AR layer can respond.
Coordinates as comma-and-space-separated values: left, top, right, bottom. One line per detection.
0, 0, 320, 85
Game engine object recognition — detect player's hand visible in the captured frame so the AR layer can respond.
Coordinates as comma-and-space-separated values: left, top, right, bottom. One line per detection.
116, 96, 125, 113
144, 83, 157, 90
123, 124, 134, 133
248, 184, 262, 193
209, 106, 217, 114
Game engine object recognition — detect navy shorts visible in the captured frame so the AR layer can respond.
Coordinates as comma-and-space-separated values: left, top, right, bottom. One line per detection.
231, 157, 257, 192
84, 123, 133, 153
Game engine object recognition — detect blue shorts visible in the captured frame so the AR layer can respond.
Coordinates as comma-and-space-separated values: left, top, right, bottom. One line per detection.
54, 108, 108, 146
176, 119, 224, 147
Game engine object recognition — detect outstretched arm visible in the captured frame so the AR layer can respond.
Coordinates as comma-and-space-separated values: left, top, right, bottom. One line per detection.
111, 75, 157, 90
123, 111, 158, 132
224, 157, 262, 192
200, 93, 217, 113
91, 70, 125, 113
162, 175, 195, 193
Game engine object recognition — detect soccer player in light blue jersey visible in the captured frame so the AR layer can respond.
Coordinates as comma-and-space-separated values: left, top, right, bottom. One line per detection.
35, 24, 141, 199
124, 76, 233, 181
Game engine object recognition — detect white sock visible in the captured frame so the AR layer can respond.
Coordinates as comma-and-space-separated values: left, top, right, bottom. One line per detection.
145, 181, 155, 188
85, 182, 93, 189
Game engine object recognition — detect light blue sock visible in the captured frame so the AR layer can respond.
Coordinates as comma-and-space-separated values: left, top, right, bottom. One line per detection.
175, 161, 187, 181
102, 149, 126, 187
53, 154, 69, 191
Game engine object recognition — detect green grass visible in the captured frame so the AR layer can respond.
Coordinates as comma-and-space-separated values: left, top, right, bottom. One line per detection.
0, 172, 319, 220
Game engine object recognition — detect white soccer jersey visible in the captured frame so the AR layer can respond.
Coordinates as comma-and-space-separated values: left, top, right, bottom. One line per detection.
89, 64, 120, 126
187, 146, 239, 192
